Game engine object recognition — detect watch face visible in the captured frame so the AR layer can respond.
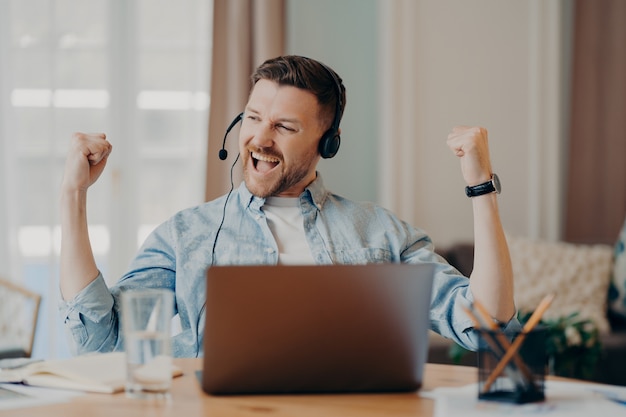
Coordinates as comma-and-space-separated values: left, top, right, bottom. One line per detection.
492, 173, 501, 194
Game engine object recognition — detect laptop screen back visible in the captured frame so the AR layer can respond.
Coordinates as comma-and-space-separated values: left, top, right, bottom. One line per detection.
201, 263, 435, 395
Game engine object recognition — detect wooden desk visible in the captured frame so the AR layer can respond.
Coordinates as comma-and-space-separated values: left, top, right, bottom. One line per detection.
3, 361, 478, 417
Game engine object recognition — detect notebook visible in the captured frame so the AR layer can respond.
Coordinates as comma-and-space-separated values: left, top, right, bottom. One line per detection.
201, 263, 435, 395
0, 352, 182, 394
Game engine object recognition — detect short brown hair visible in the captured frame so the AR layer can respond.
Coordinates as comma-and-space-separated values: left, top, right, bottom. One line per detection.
251, 55, 346, 131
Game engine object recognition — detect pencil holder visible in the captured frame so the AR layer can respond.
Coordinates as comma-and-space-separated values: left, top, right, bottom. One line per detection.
477, 328, 546, 404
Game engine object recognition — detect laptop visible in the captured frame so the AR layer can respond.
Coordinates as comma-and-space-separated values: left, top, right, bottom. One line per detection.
201, 263, 435, 395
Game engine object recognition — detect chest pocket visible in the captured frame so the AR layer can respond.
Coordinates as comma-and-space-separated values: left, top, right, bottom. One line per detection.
333, 248, 393, 264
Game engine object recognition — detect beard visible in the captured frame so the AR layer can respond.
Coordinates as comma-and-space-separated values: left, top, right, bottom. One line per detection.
242, 145, 318, 198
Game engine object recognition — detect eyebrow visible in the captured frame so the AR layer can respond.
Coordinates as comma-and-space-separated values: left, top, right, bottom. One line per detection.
245, 106, 302, 126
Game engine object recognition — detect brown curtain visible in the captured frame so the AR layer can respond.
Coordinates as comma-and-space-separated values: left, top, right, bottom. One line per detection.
204, 0, 285, 201
564, 0, 626, 245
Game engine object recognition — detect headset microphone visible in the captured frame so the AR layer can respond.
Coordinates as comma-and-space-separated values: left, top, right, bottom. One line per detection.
218, 112, 244, 160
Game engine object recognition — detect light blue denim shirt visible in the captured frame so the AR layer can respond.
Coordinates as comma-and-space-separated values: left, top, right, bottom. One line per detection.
59, 174, 520, 357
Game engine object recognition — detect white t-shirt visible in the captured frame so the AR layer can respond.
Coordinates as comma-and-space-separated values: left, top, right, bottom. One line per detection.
263, 197, 315, 265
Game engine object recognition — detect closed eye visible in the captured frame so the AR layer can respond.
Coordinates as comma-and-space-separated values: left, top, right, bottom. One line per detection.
276, 124, 296, 132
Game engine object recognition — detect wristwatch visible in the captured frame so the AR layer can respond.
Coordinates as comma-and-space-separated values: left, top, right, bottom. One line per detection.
465, 173, 501, 198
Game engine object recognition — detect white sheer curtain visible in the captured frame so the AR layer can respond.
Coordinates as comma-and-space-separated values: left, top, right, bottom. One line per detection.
0, 0, 213, 359
377, 0, 420, 222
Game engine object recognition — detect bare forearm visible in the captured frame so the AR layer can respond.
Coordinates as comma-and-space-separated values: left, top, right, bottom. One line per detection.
60, 189, 99, 300
60, 132, 111, 300
468, 193, 515, 322
446, 126, 515, 323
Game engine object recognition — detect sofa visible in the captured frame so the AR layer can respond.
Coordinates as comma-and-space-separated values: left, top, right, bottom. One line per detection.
428, 232, 626, 386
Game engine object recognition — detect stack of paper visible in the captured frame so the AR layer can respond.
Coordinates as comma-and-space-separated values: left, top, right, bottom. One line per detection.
429, 381, 626, 416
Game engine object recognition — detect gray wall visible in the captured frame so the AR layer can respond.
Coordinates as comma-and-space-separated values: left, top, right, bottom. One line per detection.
287, 0, 379, 203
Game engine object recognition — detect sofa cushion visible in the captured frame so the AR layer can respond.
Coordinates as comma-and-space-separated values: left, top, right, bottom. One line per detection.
506, 235, 613, 332
608, 217, 626, 319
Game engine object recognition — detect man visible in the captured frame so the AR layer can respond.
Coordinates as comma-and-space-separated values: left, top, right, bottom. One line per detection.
59, 55, 517, 358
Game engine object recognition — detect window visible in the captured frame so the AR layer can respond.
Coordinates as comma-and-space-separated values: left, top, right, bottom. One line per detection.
0, 0, 212, 359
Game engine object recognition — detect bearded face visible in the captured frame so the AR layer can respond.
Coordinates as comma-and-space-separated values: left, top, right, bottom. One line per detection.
238, 80, 324, 198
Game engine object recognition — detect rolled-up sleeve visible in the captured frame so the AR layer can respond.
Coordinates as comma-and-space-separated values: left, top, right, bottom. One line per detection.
399, 235, 522, 352
58, 273, 120, 355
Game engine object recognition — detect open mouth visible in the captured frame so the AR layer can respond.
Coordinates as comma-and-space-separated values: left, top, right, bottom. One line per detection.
251, 151, 280, 173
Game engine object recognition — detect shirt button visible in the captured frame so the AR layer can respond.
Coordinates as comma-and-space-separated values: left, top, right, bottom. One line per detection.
255, 215, 262, 221
265, 248, 275, 254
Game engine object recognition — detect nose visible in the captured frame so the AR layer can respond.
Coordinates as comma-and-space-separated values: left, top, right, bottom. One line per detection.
248, 121, 275, 149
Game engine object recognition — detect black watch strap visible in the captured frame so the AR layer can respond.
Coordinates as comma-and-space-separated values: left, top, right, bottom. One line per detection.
465, 174, 501, 198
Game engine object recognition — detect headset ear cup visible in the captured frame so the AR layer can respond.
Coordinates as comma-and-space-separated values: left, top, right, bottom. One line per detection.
319, 130, 341, 159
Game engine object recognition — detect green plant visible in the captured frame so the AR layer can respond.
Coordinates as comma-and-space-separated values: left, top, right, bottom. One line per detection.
518, 311, 602, 380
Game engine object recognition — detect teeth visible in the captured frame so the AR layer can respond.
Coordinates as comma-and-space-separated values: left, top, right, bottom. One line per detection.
252, 152, 279, 163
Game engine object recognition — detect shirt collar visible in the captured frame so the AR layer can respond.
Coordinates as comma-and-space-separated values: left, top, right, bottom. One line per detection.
238, 172, 329, 211
301, 173, 328, 211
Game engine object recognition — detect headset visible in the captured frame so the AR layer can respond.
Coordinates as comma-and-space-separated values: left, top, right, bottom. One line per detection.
217, 60, 343, 161
316, 61, 343, 159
